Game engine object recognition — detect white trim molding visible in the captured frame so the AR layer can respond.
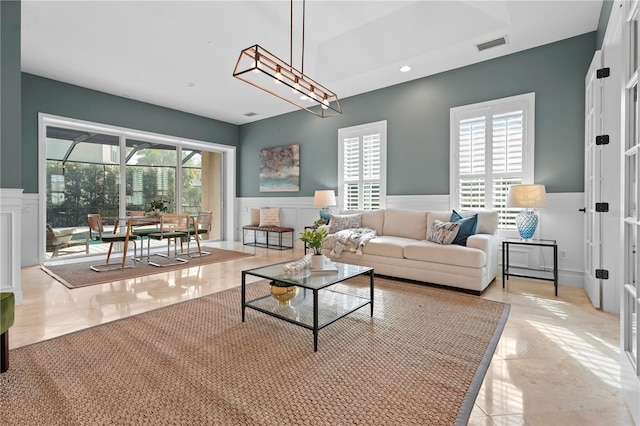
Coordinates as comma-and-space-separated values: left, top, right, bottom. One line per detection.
0, 188, 24, 304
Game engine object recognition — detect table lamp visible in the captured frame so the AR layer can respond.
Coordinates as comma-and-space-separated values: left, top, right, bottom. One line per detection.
314, 190, 336, 222
507, 184, 546, 240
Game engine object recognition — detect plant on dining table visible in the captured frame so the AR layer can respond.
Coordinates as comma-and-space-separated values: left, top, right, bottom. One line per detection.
146, 195, 170, 214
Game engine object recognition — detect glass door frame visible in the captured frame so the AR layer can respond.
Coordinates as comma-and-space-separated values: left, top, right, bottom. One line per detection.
38, 113, 236, 264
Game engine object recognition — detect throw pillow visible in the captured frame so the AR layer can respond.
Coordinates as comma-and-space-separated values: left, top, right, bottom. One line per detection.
249, 208, 261, 226
427, 220, 460, 245
259, 208, 280, 227
328, 213, 362, 234
449, 210, 478, 246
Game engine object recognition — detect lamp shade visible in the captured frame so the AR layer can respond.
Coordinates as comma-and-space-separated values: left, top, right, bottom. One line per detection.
507, 184, 546, 208
314, 190, 336, 207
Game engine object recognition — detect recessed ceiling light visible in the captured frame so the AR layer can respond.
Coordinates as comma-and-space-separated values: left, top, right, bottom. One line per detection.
400, 65, 411, 73
186, 82, 195, 87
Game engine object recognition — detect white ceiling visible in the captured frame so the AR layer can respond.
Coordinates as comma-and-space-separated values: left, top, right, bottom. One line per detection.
21, 0, 603, 125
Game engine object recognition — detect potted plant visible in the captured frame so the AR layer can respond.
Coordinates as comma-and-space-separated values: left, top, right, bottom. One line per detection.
299, 227, 328, 268
146, 195, 170, 215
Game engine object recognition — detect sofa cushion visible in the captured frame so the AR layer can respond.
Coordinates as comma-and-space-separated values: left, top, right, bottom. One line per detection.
339, 209, 384, 235
427, 210, 498, 236
427, 220, 460, 245
361, 236, 415, 258
450, 210, 478, 246
404, 240, 486, 268
383, 209, 428, 240
329, 213, 362, 234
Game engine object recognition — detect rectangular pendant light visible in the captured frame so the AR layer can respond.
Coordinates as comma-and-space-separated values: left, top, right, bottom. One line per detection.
233, 44, 342, 118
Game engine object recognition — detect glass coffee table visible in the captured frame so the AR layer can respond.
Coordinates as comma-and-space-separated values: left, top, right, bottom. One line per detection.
241, 261, 374, 351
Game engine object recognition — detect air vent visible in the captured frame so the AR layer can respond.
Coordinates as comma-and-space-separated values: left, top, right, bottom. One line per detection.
476, 36, 508, 52
243, 112, 258, 117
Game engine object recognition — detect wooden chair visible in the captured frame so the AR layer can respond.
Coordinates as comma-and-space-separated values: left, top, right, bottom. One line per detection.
146, 214, 190, 267
187, 211, 213, 257
87, 214, 138, 271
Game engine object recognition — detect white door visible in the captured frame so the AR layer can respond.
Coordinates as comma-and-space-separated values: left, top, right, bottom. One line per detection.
584, 50, 603, 309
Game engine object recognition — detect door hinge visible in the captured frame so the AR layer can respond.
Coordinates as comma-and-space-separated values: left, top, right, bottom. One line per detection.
596, 269, 609, 279
595, 202, 609, 212
597, 67, 611, 78
596, 135, 610, 145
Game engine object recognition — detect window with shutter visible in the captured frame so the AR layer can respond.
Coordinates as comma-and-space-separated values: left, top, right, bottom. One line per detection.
450, 93, 535, 231
339, 121, 387, 211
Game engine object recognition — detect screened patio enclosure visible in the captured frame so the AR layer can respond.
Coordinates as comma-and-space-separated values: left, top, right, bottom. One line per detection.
44, 125, 223, 260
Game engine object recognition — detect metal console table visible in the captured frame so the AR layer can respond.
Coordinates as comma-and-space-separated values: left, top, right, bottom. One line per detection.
502, 238, 558, 296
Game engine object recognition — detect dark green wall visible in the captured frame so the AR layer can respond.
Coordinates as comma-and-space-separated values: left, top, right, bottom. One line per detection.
239, 32, 596, 197
21, 73, 240, 193
1, 0, 22, 189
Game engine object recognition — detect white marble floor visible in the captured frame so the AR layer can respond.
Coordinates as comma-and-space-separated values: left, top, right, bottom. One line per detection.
11, 242, 634, 425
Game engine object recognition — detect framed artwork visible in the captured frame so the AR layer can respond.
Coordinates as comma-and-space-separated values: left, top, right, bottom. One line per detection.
259, 144, 300, 192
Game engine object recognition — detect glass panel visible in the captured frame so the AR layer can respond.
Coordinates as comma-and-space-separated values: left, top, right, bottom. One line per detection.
45, 127, 120, 229
362, 134, 380, 180
459, 178, 485, 209
630, 85, 638, 151
344, 183, 359, 210
458, 117, 486, 175
182, 150, 202, 215
125, 139, 177, 213
492, 111, 523, 174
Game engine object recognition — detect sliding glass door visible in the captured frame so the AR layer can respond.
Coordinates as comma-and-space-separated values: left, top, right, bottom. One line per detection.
42, 117, 226, 260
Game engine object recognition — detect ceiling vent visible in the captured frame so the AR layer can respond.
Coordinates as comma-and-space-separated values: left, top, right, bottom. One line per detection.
242, 112, 258, 117
476, 36, 508, 52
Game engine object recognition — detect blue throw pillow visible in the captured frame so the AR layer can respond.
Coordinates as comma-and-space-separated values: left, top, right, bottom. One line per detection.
450, 210, 478, 246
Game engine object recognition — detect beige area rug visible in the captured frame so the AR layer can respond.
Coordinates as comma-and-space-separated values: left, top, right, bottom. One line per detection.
1, 276, 509, 425
41, 247, 253, 288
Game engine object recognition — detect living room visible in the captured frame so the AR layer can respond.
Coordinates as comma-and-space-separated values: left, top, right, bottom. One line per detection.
1, 0, 635, 424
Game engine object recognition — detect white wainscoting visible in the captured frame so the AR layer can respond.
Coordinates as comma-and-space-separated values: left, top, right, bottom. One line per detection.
237, 193, 585, 288
0, 189, 23, 304
21, 193, 39, 267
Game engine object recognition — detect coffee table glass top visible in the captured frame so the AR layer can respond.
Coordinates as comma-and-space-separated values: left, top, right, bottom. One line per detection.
243, 260, 373, 290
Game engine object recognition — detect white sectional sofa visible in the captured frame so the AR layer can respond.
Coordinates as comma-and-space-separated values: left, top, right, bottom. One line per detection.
321, 208, 499, 293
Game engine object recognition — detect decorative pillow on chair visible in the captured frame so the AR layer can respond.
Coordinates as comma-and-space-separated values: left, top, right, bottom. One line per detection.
427, 220, 460, 245
328, 213, 362, 234
259, 208, 281, 227
449, 210, 478, 246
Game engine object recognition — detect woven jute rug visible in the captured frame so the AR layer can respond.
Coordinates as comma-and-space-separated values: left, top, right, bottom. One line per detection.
0, 276, 509, 425
41, 247, 253, 288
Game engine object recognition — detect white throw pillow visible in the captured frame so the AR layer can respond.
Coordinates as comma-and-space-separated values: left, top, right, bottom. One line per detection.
427, 220, 460, 245
328, 213, 362, 234
259, 208, 280, 227
249, 208, 261, 226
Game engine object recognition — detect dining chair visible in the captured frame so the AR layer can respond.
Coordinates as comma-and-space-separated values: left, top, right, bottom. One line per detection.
146, 213, 190, 267
128, 211, 159, 262
187, 211, 213, 257
87, 214, 138, 271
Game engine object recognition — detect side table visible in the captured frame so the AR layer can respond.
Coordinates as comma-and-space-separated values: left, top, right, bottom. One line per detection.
502, 238, 558, 296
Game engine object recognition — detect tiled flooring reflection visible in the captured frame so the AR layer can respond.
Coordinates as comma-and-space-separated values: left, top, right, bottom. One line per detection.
14, 242, 634, 425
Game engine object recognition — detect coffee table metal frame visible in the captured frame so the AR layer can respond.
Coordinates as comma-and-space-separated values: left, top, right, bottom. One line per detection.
241, 261, 374, 351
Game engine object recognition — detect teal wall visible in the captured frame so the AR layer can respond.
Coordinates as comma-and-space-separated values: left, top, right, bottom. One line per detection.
1, 0, 22, 189
21, 73, 240, 193
596, 0, 615, 50
239, 32, 596, 198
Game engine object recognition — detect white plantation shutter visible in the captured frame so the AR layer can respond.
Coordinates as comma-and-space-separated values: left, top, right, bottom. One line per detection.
451, 93, 534, 230
339, 121, 387, 211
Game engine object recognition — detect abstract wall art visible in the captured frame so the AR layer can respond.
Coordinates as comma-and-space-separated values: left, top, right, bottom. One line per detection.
259, 144, 300, 192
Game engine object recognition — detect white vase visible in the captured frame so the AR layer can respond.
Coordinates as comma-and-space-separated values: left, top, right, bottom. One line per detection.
311, 254, 324, 269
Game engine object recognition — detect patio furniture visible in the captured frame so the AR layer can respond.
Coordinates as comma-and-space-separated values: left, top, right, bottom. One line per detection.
46, 224, 88, 257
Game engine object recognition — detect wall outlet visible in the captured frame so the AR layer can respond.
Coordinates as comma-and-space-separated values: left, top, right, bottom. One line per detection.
560, 249, 568, 260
